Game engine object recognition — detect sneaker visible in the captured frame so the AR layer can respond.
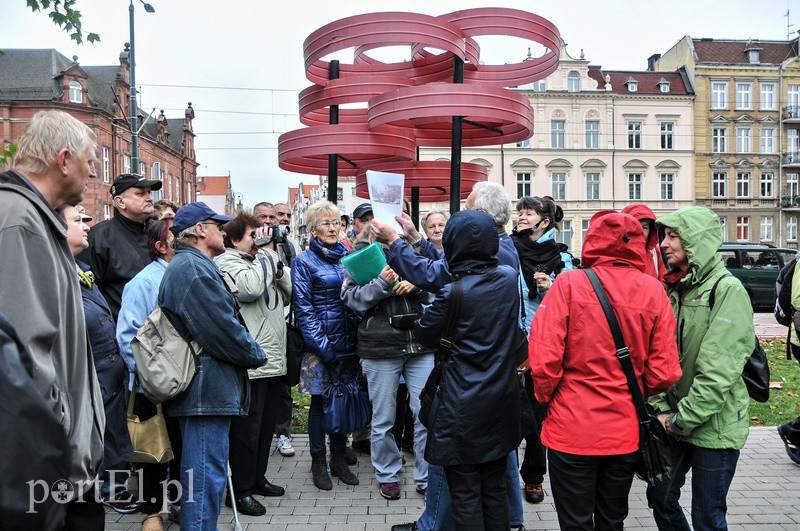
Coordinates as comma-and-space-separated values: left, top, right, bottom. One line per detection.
415, 485, 427, 496
100, 489, 140, 514
777, 425, 800, 465
380, 482, 401, 500
524, 483, 544, 504
276, 435, 295, 457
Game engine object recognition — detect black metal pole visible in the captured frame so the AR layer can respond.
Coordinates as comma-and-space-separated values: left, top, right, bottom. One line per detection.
327, 60, 340, 204
449, 56, 464, 214
411, 186, 420, 229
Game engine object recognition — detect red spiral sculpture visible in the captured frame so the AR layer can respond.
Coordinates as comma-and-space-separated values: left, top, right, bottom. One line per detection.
278, 8, 560, 203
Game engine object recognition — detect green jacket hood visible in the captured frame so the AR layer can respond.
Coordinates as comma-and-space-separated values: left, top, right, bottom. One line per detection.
656, 207, 723, 285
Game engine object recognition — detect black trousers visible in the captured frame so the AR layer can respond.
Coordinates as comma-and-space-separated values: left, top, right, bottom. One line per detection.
274, 381, 293, 437
548, 449, 637, 531
133, 393, 183, 515
444, 456, 509, 531
61, 487, 104, 531
520, 372, 547, 485
230, 376, 281, 497
781, 345, 800, 445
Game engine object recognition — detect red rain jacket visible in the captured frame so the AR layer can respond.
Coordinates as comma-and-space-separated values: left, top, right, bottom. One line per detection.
528, 212, 681, 455
622, 204, 667, 281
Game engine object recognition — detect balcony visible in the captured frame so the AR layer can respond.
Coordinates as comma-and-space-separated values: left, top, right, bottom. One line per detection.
784, 106, 800, 123
783, 152, 800, 167
782, 195, 800, 210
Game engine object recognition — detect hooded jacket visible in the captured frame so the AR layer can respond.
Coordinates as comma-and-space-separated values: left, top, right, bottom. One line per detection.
651, 207, 754, 450
0, 170, 105, 485
215, 247, 292, 378
529, 212, 681, 455
621, 204, 667, 281
414, 210, 521, 466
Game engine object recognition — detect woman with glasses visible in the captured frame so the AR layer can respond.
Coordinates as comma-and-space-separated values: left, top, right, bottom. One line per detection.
292, 200, 360, 490
214, 212, 292, 516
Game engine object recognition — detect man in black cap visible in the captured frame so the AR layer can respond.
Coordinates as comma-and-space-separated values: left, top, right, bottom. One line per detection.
77, 173, 162, 320
351, 203, 374, 242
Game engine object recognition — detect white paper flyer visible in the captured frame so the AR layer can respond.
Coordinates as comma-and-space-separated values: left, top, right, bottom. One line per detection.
366, 170, 405, 232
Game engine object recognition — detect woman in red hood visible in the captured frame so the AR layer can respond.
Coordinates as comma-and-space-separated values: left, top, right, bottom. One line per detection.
621, 204, 667, 281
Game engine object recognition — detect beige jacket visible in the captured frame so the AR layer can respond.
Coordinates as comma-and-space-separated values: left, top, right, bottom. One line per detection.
215, 248, 292, 378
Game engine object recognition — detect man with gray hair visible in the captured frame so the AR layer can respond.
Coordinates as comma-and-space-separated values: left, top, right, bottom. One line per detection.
0, 109, 106, 529
254, 201, 277, 226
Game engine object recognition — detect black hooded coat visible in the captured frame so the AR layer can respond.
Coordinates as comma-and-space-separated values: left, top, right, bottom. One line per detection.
414, 210, 521, 466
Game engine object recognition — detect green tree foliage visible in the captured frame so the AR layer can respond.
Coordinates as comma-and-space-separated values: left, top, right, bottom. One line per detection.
0, 144, 17, 167
25, 0, 100, 44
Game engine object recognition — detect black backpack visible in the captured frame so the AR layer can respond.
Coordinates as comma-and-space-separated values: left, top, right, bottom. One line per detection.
775, 257, 797, 327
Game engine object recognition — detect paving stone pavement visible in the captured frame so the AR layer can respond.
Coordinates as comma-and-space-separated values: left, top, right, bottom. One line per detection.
105, 427, 799, 530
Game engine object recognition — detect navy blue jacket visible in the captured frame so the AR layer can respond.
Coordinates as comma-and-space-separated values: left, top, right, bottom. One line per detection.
158, 245, 265, 416
387, 226, 519, 293
414, 211, 521, 466
78, 262, 132, 466
292, 238, 359, 363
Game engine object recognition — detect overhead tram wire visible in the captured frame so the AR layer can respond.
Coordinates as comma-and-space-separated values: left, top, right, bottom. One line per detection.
139, 83, 300, 92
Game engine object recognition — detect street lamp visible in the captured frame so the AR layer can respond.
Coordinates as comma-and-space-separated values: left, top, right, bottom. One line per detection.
129, 0, 155, 175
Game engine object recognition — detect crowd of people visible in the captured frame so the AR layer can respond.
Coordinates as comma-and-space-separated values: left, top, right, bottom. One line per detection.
0, 109, 773, 531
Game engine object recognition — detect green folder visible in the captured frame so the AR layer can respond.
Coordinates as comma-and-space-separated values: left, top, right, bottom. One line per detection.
342, 242, 389, 286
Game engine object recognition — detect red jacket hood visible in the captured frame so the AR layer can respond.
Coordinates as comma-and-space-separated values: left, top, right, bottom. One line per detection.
582, 212, 647, 272
621, 204, 667, 280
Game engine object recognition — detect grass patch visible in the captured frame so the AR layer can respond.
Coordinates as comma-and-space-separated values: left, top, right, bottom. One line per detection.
291, 388, 312, 434
750, 338, 800, 426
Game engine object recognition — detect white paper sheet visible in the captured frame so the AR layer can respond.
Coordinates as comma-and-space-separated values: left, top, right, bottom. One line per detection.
366, 170, 404, 232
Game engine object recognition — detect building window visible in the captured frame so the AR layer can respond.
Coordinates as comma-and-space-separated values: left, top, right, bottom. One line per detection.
736, 216, 750, 241
789, 85, 800, 109
139, 162, 146, 177
659, 82, 671, 93
556, 220, 572, 247
712, 127, 727, 153
660, 122, 674, 150
151, 161, 161, 180
581, 219, 590, 244
719, 216, 727, 239
585, 121, 599, 149
68, 81, 82, 103
123, 155, 131, 174
761, 128, 775, 154
585, 172, 600, 200
516, 172, 532, 198
788, 173, 800, 198
660, 173, 674, 200
760, 83, 775, 110
628, 173, 642, 200
736, 127, 752, 153
736, 171, 751, 197
567, 71, 580, 93
789, 129, 800, 155
627, 81, 638, 93
103, 204, 111, 220
712, 172, 727, 197
627, 122, 642, 149
102, 147, 109, 183
551, 120, 565, 149
551, 172, 566, 200
712, 82, 728, 109
788, 216, 798, 242
760, 172, 774, 198
760, 216, 774, 242
735, 83, 752, 109
516, 139, 531, 148
533, 79, 546, 92
187, 182, 192, 200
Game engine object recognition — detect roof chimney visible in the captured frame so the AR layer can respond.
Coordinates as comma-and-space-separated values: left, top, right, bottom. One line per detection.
647, 53, 661, 71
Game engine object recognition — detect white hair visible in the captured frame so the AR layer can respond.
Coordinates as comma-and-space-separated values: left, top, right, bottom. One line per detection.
172, 225, 200, 248
305, 199, 340, 230
473, 182, 511, 227
421, 208, 450, 230
13, 110, 97, 174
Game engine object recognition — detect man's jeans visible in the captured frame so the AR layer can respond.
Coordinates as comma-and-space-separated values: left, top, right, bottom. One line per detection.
417, 451, 524, 531
647, 441, 740, 531
178, 416, 231, 531
361, 354, 433, 489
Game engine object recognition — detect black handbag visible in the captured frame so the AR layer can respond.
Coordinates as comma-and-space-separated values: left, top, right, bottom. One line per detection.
419, 281, 462, 429
585, 268, 672, 486
708, 274, 770, 403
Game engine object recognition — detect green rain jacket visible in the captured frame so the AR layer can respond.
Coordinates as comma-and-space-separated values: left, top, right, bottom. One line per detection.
651, 207, 753, 450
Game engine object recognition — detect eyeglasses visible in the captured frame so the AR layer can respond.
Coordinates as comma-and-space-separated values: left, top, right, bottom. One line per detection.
318, 220, 342, 229
201, 221, 225, 230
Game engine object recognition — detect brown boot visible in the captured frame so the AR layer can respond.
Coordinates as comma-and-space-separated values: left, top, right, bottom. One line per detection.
329, 452, 359, 485
311, 455, 333, 491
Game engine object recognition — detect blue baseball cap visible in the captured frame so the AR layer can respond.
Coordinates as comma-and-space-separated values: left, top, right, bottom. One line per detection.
170, 202, 233, 235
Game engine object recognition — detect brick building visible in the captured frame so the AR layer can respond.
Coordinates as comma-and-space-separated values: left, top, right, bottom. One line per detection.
0, 46, 199, 223
196, 175, 236, 216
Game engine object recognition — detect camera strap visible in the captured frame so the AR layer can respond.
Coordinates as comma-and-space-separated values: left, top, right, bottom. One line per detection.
258, 252, 280, 311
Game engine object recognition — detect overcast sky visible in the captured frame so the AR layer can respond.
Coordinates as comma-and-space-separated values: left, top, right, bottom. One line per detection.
2, 0, 796, 206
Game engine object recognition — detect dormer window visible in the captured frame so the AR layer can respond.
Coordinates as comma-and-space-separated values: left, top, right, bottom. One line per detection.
68, 81, 83, 103
626, 76, 638, 93
748, 49, 760, 64
658, 77, 671, 93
